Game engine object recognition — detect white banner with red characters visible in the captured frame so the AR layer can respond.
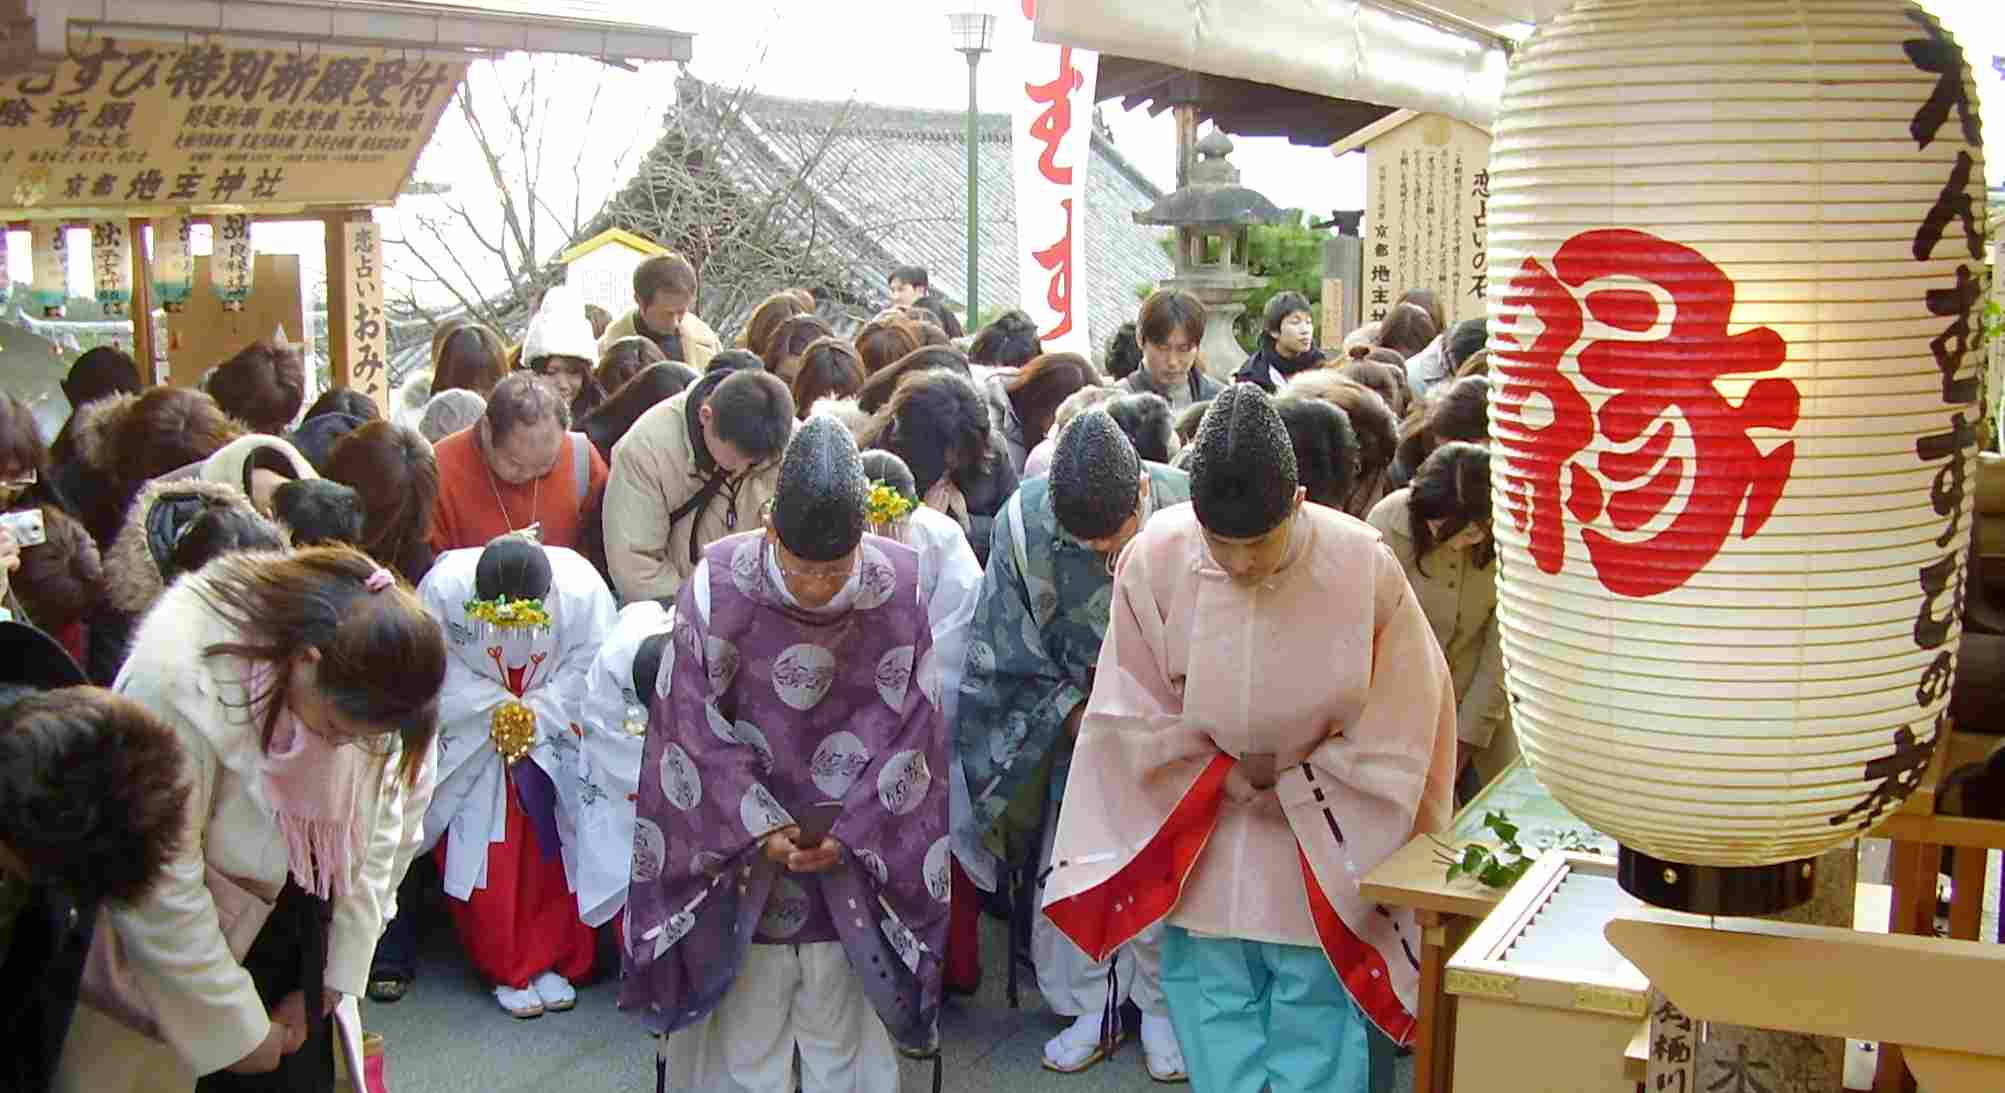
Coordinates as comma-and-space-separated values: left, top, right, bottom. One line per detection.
1009, 0, 1096, 357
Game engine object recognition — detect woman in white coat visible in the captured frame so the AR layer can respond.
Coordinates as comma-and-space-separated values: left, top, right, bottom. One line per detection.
57, 546, 447, 1093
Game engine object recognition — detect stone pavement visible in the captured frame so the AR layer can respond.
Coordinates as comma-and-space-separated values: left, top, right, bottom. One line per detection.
361, 845, 1994, 1091
360, 893, 1413, 1092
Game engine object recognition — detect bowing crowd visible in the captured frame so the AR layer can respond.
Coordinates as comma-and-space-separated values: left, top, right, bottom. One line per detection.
0, 252, 1508, 1093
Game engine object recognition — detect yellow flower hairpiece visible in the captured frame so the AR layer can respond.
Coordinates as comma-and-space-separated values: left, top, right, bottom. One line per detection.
865, 481, 915, 527
463, 594, 552, 630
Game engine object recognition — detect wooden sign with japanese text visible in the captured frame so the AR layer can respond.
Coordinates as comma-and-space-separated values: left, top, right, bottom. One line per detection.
341, 218, 391, 415
1362, 114, 1490, 327
0, 39, 467, 216
1319, 277, 1345, 350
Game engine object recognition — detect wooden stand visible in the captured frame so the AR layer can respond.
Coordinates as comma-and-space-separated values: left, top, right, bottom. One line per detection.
1361, 761, 1612, 1093
1609, 912, 2005, 1093
1367, 736, 2001, 1093
1362, 835, 1495, 1093
1862, 729, 2004, 1091
1445, 853, 1646, 1093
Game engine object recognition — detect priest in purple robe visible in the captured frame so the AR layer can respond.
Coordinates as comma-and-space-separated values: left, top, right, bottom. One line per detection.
622, 416, 949, 1093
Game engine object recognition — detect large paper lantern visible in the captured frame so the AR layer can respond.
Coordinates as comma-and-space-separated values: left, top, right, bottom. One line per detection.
91, 221, 132, 318
151, 214, 195, 313
1486, 0, 1986, 914
29, 221, 68, 318
210, 213, 254, 312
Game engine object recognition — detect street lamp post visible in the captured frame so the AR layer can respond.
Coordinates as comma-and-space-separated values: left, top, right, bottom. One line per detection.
946, 11, 995, 329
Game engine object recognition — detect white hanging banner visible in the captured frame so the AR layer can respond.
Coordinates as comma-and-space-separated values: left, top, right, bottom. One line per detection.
211, 213, 254, 312
91, 221, 133, 317
1009, 0, 1097, 357
29, 222, 68, 318
151, 214, 196, 313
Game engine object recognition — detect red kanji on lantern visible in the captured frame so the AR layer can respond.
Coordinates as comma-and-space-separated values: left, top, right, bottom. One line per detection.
1493, 228, 1800, 598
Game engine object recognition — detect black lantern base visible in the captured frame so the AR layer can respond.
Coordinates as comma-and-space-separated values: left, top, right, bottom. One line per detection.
1616, 846, 1817, 916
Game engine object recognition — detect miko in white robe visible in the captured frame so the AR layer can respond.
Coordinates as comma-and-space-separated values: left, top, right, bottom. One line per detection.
417, 545, 618, 993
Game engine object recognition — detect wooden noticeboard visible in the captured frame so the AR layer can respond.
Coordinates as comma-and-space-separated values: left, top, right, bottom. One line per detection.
1352, 113, 1492, 328
1320, 277, 1345, 350
165, 253, 307, 389
0, 39, 466, 218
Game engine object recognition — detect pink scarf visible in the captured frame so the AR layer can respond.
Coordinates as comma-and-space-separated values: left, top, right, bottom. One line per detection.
251, 662, 364, 901
924, 478, 972, 534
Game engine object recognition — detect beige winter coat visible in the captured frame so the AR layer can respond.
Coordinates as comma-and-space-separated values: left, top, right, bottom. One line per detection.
597, 308, 723, 371
54, 573, 432, 1089
602, 382, 787, 603
103, 477, 274, 617
1367, 489, 1515, 784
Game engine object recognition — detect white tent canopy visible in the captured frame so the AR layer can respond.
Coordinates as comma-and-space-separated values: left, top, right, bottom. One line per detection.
11, 0, 695, 64
1033, 0, 1574, 128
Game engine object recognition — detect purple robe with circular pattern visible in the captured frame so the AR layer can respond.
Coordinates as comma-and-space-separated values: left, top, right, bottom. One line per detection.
619, 530, 950, 1052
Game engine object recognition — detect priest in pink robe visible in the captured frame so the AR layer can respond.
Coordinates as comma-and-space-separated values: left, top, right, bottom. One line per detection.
1041, 384, 1457, 1093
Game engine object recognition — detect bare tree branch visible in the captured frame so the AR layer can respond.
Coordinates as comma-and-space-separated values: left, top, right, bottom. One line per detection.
387, 229, 497, 328
388, 53, 886, 351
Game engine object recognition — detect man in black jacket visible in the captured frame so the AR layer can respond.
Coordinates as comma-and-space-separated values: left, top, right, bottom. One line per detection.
1232, 291, 1327, 393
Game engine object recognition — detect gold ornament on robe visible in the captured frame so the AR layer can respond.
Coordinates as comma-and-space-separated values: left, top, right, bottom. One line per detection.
489, 701, 536, 764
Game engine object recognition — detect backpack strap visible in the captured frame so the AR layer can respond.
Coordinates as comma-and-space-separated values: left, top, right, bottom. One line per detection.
570, 432, 591, 502
1006, 492, 1030, 583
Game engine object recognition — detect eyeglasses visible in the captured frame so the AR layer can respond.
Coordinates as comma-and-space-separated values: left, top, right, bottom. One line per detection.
775, 561, 854, 587
768, 540, 856, 586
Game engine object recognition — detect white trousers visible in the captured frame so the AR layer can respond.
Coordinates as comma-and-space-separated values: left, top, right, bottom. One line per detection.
657, 941, 899, 1093
1033, 787, 1166, 1018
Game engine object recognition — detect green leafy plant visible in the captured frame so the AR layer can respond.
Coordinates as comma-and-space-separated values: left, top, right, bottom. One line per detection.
1235, 216, 1330, 352
1140, 215, 1333, 352
1432, 810, 1593, 890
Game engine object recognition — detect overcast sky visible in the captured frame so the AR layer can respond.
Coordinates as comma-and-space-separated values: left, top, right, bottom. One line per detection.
394, 0, 2005, 311
557, 0, 2005, 219
13, 0, 2001, 304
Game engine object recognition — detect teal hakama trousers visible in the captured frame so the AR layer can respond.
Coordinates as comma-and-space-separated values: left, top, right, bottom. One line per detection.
1159, 926, 1374, 1093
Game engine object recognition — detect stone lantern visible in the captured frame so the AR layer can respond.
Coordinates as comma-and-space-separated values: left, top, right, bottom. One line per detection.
1133, 131, 1293, 378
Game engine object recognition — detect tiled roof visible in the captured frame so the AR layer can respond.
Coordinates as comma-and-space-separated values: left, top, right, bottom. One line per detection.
639, 78, 1173, 348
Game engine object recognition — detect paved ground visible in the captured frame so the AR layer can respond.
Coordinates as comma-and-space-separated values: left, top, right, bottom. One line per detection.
362, 888, 1413, 1093
360, 844, 1995, 1093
